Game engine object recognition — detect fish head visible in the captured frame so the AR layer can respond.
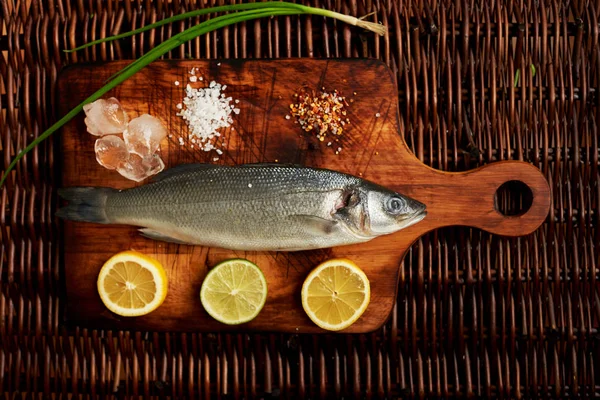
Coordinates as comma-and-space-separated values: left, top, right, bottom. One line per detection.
333, 184, 427, 238
365, 186, 427, 235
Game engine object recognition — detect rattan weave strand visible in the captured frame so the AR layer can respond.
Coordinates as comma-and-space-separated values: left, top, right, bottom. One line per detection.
0, 0, 598, 398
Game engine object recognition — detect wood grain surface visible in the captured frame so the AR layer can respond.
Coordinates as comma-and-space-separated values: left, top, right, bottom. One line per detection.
57, 59, 550, 333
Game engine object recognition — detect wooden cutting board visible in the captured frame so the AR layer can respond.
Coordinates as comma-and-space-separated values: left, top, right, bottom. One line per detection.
57, 59, 550, 333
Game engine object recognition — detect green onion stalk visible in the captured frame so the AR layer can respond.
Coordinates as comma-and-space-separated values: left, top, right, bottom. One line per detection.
0, 2, 386, 186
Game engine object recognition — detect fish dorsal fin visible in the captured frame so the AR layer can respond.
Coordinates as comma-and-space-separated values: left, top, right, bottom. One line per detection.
150, 163, 221, 182
151, 162, 306, 183
239, 162, 304, 169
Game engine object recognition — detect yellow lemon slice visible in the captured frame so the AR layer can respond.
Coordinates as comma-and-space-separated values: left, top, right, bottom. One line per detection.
301, 258, 370, 331
97, 250, 168, 317
200, 259, 268, 325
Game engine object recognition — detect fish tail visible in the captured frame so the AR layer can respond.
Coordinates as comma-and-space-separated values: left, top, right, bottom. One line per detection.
56, 187, 116, 224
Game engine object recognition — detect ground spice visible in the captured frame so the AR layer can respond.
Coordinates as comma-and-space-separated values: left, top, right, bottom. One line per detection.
288, 87, 350, 152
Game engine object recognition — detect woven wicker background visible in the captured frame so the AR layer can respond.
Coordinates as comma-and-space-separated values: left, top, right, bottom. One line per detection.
1, 0, 599, 398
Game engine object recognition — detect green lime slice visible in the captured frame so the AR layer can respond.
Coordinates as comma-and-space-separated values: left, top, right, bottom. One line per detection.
200, 258, 268, 325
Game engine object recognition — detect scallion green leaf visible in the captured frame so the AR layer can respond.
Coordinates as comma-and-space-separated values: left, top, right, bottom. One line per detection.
1, 3, 386, 186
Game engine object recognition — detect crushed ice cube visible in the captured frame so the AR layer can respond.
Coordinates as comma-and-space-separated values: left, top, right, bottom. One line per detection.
143, 153, 165, 176
83, 98, 129, 136
123, 114, 167, 156
116, 153, 165, 182
117, 154, 147, 182
94, 136, 129, 170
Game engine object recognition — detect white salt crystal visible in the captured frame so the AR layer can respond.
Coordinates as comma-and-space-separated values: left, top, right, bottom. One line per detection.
190, 76, 198, 82
176, 78, 240, 154
174, 81, 180, 86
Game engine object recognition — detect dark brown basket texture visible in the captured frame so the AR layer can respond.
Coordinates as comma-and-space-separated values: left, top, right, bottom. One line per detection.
1, 0, 599, 398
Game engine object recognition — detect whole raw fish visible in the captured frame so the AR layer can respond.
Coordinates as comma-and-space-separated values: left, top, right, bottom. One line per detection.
57, 163, 426, 251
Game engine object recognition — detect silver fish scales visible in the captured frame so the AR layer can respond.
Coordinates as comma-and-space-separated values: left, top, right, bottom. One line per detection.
57, 163, 426, 251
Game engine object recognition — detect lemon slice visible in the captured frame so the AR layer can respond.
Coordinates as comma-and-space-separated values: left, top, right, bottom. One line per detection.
97, 250, 168, 317
301, 258, 370, 331
200, 259, 268, 325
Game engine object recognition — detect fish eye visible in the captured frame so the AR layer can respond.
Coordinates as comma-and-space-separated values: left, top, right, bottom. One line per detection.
386, 197, 405, 213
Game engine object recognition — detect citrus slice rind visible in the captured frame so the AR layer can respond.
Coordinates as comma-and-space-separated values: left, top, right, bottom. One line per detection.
301, 258, 370, 331
97, 250, 168, 317
200, 258, 268, 325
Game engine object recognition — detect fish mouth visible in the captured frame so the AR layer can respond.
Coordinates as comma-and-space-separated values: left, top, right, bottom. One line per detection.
402, 209, 427, 228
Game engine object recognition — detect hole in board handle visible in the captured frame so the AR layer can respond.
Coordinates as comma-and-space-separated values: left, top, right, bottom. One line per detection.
494, 180, 534, 217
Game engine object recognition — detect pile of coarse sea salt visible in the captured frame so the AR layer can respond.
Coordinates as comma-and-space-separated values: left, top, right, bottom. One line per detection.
174, 68, 240, 159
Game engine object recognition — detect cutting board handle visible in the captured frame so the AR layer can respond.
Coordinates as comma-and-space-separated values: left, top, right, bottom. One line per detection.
408, 160, 551, 237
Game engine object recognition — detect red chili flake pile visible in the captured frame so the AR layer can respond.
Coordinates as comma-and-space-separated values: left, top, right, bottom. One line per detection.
287, 87, 351, 153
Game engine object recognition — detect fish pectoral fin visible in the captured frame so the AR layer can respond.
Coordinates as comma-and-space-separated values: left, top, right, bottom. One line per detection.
139, 228, 189, 244
288, 215, 340, 235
